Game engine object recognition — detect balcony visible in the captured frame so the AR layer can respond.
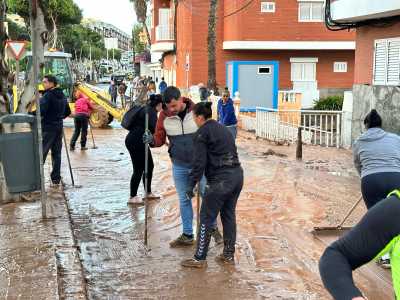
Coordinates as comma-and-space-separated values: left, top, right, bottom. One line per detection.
151, 24, 175, 53
156, 25, 174, 41
330, 0, 400, 23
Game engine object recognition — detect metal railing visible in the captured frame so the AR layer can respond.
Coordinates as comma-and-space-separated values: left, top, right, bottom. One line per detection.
240, 107, 343, 147
155, 25, 174, 41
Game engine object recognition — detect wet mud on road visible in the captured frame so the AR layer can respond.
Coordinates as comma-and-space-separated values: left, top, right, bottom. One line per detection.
0, 124, 392, 299
61, 127, 392, 300
0, 178, 86, 299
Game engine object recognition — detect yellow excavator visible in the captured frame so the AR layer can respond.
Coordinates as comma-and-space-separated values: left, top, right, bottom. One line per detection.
15, 50, 127, 128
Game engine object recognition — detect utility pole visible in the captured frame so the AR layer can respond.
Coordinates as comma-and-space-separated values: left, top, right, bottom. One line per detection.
29, 0, 47, 218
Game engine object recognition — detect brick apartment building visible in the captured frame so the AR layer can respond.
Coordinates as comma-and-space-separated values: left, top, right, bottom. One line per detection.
149, 0, 355, 109
328, 0, 400, 140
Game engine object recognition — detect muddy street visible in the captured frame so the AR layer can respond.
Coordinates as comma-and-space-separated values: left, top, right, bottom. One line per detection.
59, 126, 391, 299
0, 126, 392, 299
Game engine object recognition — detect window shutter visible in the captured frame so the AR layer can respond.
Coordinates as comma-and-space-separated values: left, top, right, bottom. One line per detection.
387, 40, 400, 85
374, 40, 387, 85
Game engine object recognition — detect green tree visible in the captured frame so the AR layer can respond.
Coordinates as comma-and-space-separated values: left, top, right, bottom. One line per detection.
113, 49, 121, 61
130, 0, 151, 46
59, 24, 106, 60
7, 18, 29, 40
7, 0, 82, 47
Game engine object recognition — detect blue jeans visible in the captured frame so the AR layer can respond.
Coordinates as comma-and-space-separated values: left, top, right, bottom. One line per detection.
226, 125, 237, 139
172, 163, 217, 236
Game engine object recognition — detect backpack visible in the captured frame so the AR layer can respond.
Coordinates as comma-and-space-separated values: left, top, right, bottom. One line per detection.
121, 104, 144, 130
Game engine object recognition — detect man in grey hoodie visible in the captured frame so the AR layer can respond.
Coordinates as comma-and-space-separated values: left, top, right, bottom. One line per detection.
353, 109, 400, 209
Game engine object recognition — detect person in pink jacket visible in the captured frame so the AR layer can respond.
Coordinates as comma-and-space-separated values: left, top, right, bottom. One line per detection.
70, 91, 94, 151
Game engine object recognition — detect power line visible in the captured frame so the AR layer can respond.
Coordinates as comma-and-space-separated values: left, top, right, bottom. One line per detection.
223, 0, 256, 18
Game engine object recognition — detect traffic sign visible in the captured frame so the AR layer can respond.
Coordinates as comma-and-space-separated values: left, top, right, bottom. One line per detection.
6, 41, 27, 60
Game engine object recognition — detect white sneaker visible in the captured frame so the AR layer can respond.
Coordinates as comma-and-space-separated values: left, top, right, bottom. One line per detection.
127, 196, 144, 205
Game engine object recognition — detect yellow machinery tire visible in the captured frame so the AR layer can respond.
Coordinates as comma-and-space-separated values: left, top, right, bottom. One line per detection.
89, 105, 109, 128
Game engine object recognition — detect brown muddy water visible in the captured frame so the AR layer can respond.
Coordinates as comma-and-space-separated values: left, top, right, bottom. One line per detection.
62, 127, 392, 300
0, 126, 392, 300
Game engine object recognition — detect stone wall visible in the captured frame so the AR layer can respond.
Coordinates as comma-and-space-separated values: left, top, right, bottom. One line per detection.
352, 84, 400, 142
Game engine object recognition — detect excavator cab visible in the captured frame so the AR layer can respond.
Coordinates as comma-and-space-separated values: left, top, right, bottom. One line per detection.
25, 50, 74, 100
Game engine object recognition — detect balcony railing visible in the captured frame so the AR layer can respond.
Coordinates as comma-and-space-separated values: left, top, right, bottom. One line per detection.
155, 24, 174, 41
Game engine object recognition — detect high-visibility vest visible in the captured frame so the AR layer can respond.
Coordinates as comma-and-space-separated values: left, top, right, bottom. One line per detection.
374, 189, 400, 299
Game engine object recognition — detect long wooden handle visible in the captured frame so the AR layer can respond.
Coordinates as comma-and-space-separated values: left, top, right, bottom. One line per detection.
338, 196, 363, 228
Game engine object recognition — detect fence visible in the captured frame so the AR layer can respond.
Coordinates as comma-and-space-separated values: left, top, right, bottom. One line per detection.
241, 115, 257, 132
241, 107, 343, 148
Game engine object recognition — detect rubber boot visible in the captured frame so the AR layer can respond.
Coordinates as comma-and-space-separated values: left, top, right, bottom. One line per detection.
215, 240, 235, 265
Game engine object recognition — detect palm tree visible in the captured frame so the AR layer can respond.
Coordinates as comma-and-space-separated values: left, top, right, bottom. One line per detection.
0, 0, 10, 115
207, 0, 218, 93
130, 0, 151, 46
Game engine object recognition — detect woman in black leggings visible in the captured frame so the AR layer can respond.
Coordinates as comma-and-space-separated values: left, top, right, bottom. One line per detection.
319, 191, 400, 299
353, 109, 400, 209
125, 94, 163, 205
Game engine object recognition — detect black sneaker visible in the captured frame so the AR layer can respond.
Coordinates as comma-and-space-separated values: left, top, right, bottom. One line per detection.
169, 234, 194, 248
215, 253, 235, 265
81, 147, 88, 151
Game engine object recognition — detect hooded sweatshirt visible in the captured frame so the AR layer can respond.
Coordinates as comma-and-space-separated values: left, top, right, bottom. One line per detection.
75, 94, 93, 116
353, 127, 400, 178
40, 87, 71, 131
217, 97, 237, 126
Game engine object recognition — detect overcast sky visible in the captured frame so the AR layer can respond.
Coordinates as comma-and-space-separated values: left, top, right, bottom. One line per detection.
74, 0, 137, 36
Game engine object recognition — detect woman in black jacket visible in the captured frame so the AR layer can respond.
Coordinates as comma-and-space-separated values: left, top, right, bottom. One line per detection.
126, 94, 163, 205
181, 101, 243, 268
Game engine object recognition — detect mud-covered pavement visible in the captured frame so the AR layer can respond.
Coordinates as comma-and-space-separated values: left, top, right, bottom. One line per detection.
0, 126, 393, 299
63, 125, 393, 300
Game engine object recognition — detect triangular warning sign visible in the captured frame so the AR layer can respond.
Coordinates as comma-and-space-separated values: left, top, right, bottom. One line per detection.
6, 41, 27, 60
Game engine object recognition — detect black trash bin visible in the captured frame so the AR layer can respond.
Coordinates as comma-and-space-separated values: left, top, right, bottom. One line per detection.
0, 114, 41, 193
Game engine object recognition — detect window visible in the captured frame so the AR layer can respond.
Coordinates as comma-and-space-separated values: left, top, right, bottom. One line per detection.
261, 2, 275, 13
258, 66, 271, 74
290, 58, 318, 81
374, 38, 400, 85
298, 1, 324, 22
334, 62, 348, 73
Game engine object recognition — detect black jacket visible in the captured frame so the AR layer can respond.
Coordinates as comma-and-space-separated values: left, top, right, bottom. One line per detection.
127, 105, 158, 143
40, 88, 71, 131
188, 119, 240, 190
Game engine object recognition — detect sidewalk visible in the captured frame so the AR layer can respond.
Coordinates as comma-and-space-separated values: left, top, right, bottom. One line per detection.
0, 183, 86, 299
